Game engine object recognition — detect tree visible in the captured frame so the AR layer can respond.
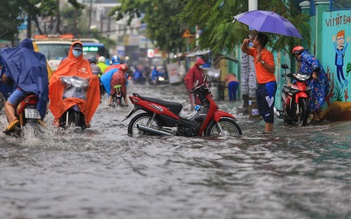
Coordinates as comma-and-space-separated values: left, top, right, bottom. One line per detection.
109, 0, 187, 54
24, 0, 57, 38
0, 0, 85, 42
177, 0, 310, 55
59, 4, 116, 49
0, 0, 24, 43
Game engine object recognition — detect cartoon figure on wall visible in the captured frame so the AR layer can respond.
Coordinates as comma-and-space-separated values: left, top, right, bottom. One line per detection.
332, 30, 350, 89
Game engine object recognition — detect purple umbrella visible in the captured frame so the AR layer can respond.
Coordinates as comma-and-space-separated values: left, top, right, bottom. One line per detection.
234, 10, 303, 39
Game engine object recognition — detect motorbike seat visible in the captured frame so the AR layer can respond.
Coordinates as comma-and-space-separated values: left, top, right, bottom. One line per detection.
134, 93, 183, 115
18, 93, 38, 104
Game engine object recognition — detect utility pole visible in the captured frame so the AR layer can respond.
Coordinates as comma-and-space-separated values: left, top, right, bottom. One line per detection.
55, 0, 61, 34
249, 0, 257, 11
240, 0, 258, 117
88, 0, 92, 37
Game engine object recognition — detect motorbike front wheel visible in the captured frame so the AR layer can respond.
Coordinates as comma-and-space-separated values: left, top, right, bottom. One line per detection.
127, 112, 163, 136
205, 118, 242, 137
297, 98, 309, 126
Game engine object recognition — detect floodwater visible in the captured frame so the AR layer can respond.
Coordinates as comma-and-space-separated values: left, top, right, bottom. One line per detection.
0, 82, 350, 219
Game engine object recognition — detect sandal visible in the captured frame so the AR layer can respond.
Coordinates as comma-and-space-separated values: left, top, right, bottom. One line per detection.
85, 122, 91, 128
4, 119, 20, 132
309, 120, 321, 125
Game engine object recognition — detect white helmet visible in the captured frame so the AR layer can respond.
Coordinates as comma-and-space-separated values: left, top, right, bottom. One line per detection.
98, 56, 106, 63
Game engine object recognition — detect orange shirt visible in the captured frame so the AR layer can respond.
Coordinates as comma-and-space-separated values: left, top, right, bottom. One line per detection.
247, 47, 276, 84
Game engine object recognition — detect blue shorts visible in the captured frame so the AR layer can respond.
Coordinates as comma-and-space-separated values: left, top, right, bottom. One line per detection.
8, 89, 26, 106
256, 82, 277, 123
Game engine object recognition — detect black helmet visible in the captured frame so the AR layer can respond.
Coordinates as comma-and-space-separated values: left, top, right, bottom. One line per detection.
89, 57, 97, 64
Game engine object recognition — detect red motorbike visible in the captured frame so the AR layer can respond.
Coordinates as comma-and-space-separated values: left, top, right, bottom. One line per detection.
276, 64, 316, 126
123, 78, 242, 137
4, 94, 44, 135
17, 94, 41, 125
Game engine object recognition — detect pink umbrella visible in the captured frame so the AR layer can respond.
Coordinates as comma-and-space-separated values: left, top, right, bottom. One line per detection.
234, 10, 303, 39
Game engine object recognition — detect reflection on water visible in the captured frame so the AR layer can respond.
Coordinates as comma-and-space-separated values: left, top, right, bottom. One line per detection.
0, 83, 350, 219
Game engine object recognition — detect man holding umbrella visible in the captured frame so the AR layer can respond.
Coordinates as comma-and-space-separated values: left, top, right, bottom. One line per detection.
241, 33, 277, 133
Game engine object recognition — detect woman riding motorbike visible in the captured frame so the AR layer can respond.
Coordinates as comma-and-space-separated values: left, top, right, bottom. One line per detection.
49, 41, 100, 128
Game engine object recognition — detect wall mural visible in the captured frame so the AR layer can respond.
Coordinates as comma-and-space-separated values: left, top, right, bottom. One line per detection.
321, 10, 351, 121
323, 12, 351, 102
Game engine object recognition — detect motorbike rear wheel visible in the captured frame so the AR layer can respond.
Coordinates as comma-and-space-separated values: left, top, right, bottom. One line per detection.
205, 118, 242, 137
297, 98, 309, 126
112, 96, 122, 107
128, 112, 163, 136
59, 110, 86, 130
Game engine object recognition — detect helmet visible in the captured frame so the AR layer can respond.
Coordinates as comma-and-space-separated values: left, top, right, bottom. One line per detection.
89, 57, 97, 64
119, 64, 128, 71
98, 56, 106, 63
292, 46, 304, 55
111, 55, 120, 64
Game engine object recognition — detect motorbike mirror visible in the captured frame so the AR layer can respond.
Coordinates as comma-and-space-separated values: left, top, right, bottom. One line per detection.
281, 64, 289, 69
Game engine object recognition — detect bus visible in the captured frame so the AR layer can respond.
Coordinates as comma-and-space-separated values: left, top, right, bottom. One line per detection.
81, 42, 108, 60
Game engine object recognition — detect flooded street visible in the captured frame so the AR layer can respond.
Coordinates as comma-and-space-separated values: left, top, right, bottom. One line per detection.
0, 82, 350, 219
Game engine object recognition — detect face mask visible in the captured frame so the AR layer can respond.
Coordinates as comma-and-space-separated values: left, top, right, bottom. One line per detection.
199, 65, 203, 69
72, 50, 82, 58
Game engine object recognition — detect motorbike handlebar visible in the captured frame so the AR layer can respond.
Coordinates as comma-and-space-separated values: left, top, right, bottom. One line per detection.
281, 73, 294, 78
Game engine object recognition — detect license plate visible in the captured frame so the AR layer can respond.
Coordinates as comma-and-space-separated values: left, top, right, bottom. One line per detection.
25, 108, 41, 119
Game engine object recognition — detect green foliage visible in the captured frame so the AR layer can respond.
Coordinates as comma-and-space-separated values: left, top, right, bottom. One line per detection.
68, 0, 86, 9
334, 84, 344, 101
109, 0, 186, 53
61, 3, 84, 34
0, 0, 84, 41
89, 28, 116, 49
58, 3, 115, 49
178, 0, 248, 54
0, 0, 24, 42
178, 0, 310, 55
36, 0, 57, 17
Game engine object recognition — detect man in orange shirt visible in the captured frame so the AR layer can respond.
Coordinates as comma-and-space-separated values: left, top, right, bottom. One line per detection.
241, 33, 277, 133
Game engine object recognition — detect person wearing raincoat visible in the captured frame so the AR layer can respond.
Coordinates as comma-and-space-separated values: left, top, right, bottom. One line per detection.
100, 55, 129, 107
49, 41, 100, 128
97, 56, 109, 73
184, 57, 206, 109
0, 38, 49, 133
109, 64, 129, 106
32, 42, 54, 80
292, 46, 329, 124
